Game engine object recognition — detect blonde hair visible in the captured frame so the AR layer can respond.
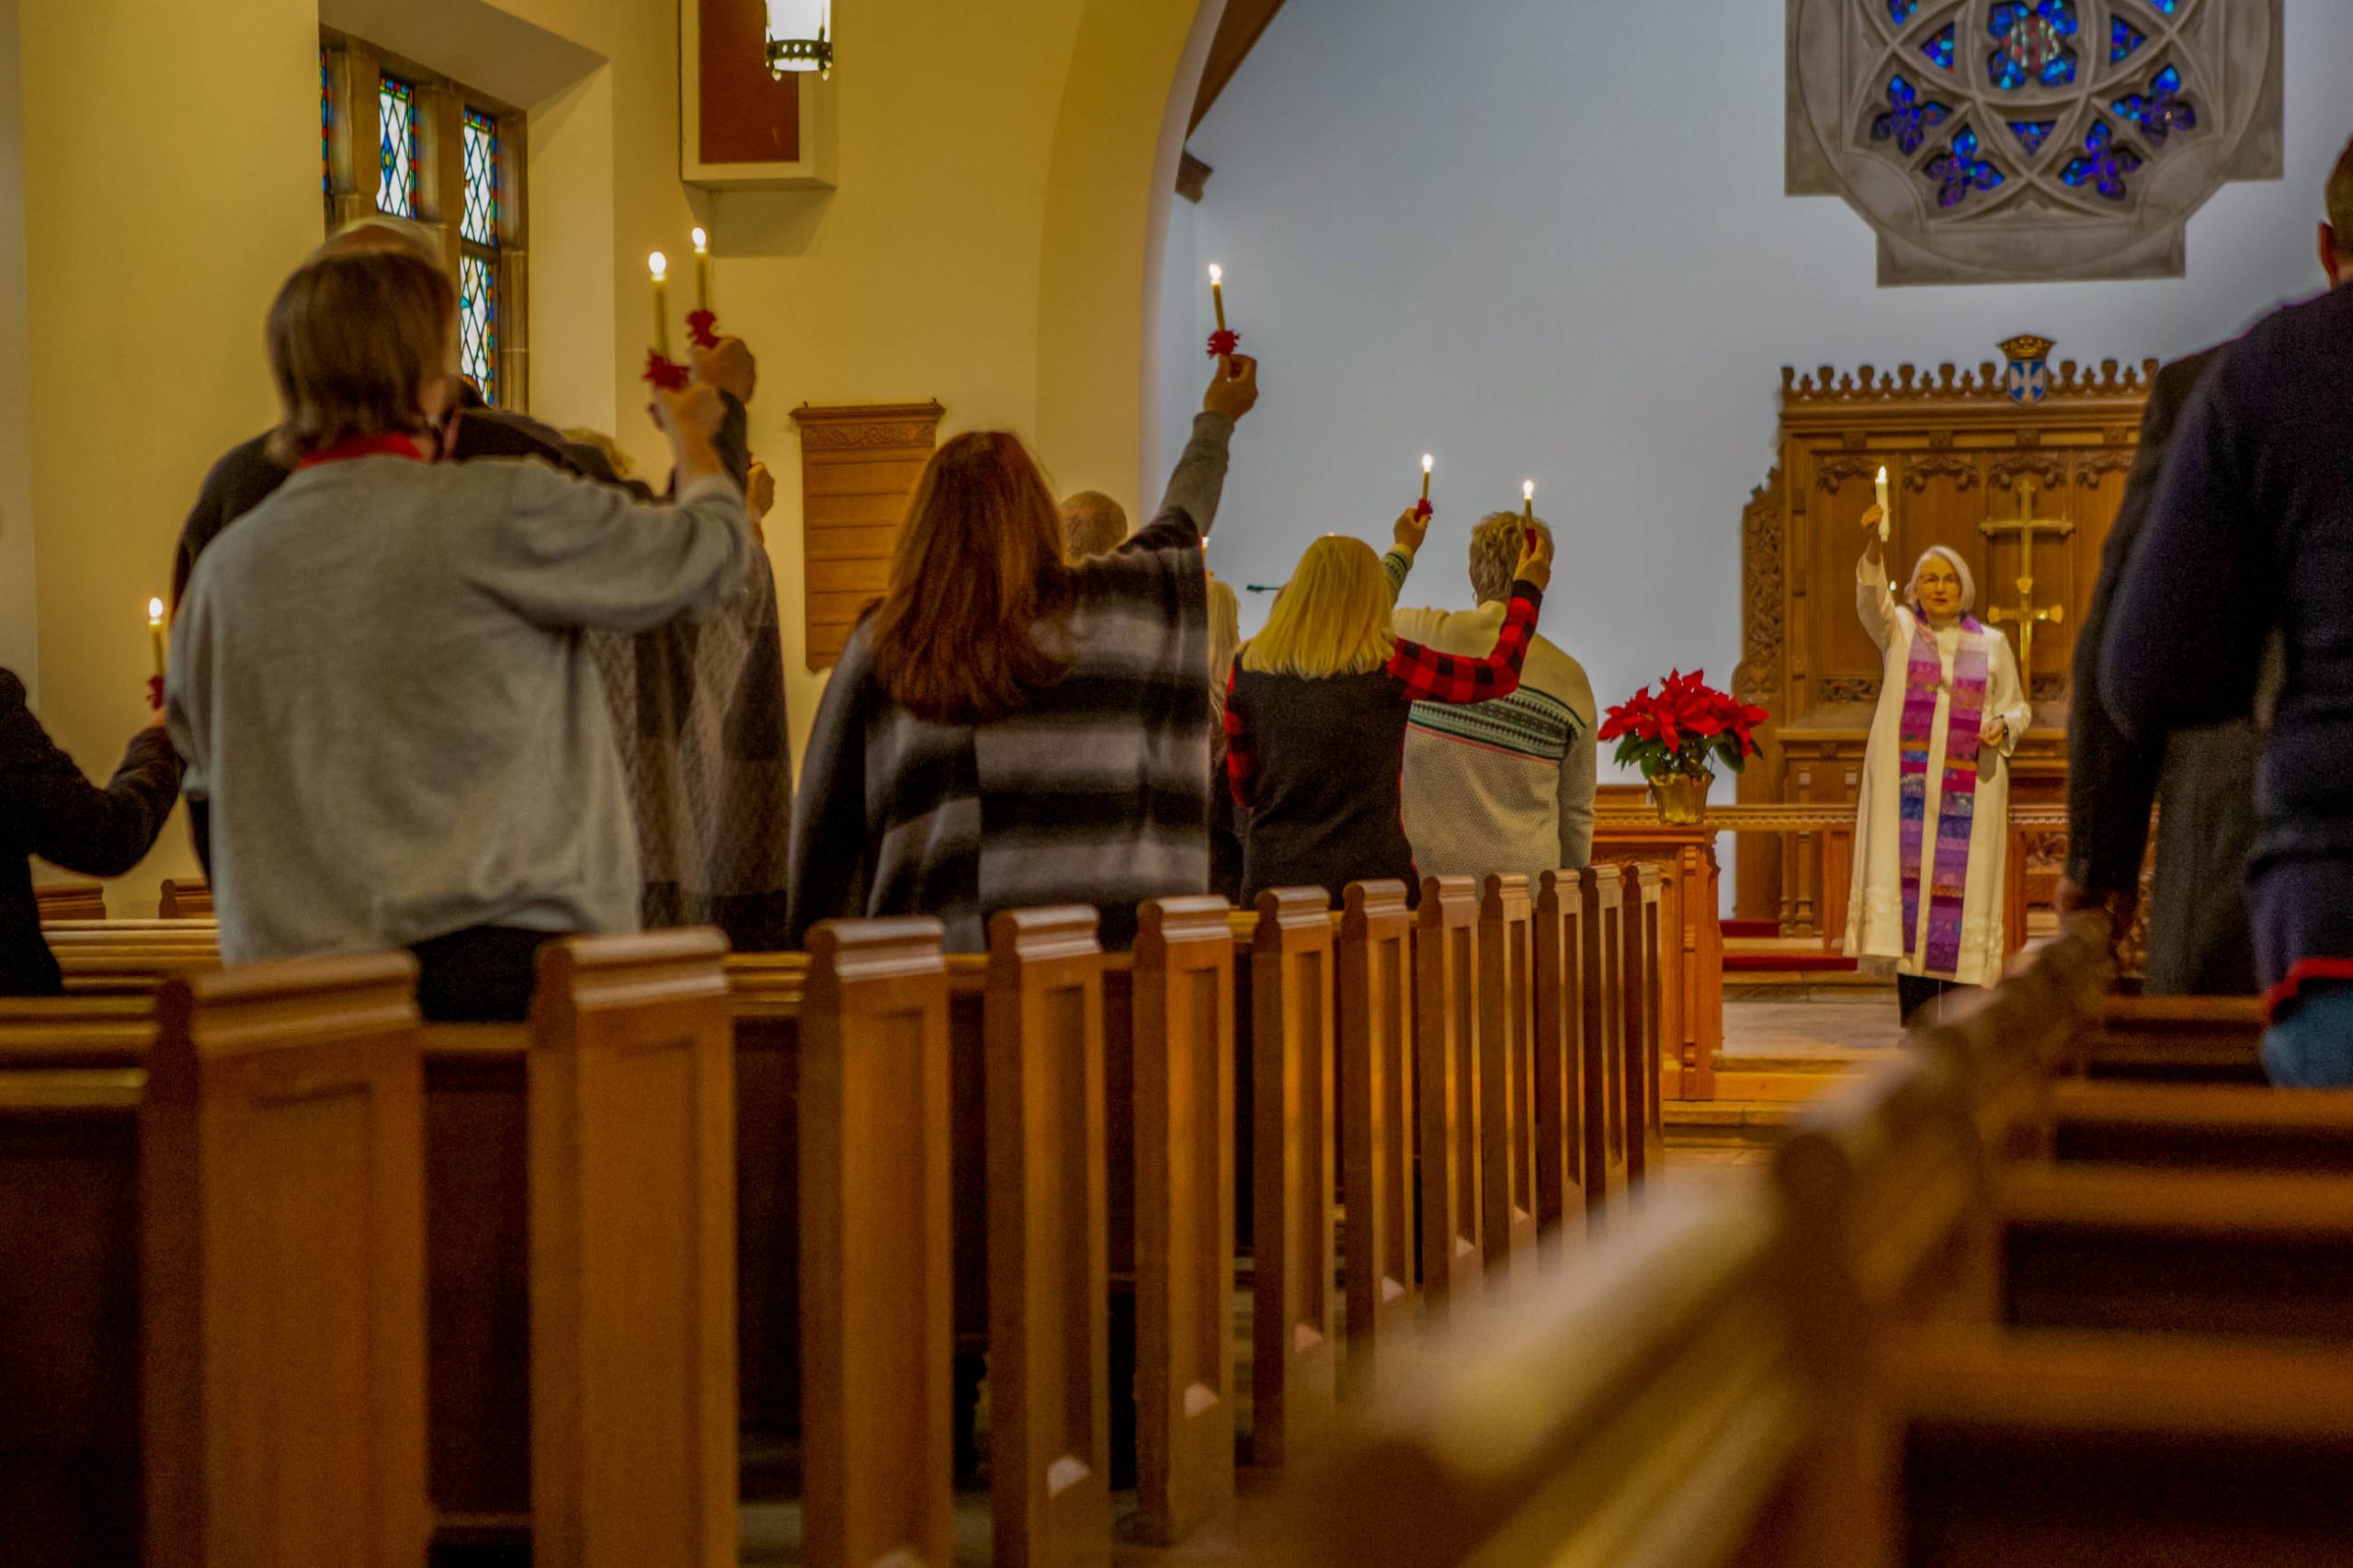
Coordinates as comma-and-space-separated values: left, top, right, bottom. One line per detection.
1906, 545, 1977, 616
1470, 510, 1550, 604
1239, 535, 1395, 678
1206, 574, 1241, 722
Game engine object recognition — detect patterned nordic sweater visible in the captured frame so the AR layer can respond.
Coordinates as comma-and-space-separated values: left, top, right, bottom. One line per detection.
1382, 545, 1597, 883
786, 414, 1233, 952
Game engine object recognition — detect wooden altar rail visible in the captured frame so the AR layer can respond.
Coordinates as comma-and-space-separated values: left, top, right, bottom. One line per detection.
1290, 922, 2353, 1566
13, 867, 1668, 1563
1593, 799, 2072, 1102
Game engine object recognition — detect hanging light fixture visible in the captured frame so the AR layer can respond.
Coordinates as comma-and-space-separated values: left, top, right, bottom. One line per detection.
766, 0, 834, 79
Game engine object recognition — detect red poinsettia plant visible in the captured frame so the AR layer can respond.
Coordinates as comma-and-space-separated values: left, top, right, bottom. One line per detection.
1597, 669, 1770, 780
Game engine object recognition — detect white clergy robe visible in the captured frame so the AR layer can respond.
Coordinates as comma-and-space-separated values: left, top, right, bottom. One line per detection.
1844, 554, 2032, 985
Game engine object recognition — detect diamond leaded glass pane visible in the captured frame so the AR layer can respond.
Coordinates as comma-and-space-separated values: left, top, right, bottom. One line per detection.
377, 74, 417, 218
461, 108, 499, 246
460, 254, 498, 404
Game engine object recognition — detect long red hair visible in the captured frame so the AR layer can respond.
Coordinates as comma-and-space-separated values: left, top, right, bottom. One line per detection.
869, 430, 1073, 724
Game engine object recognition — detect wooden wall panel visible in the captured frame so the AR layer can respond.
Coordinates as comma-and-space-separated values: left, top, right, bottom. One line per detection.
788, 403, 945, 672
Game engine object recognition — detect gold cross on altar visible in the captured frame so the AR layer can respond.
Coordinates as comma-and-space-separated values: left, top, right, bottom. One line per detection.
1977, 478, 2074, 674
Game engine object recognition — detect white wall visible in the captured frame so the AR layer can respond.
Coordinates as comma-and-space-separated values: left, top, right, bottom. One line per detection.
1165, 0, 2353, 773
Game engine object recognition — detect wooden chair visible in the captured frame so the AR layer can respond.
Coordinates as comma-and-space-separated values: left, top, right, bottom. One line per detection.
1476, 874, 1539, 1294
983, 907, 1113, 1567
1415, 876, 1483, 1324
1530, 870, 1588, 1250
1338, 880, 1417, 1399
1249, 886, 1339, 1466
0, 954, 430, 1568
1130, 895, 1239, 1543
799, 918, 955, 1568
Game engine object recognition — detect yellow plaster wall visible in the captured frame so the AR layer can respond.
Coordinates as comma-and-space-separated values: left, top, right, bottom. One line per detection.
17, 0, 1212, 914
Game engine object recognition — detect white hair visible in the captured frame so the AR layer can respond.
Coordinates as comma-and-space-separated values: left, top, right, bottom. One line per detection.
1906, 545, 1976, 616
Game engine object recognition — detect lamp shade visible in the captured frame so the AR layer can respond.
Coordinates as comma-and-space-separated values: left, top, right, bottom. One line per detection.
766, 0, 834, 77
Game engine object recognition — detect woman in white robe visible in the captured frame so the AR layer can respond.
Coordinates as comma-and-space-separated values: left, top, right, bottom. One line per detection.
1844, 505, 2031, 1020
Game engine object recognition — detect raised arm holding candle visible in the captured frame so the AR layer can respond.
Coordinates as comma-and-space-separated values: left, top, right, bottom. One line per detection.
688, 227, 721, 350
644, 251, 688, 389
1415, 453, 1434, 520
1876, 464, 1892, 541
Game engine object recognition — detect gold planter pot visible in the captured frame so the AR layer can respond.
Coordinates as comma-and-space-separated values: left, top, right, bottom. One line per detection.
1647, 771, 1713, 825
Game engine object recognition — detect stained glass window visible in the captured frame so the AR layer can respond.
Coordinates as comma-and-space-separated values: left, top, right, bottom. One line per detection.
2061, 119, 2143, 199
2009, 119, 2056, 155
460, 255, 498, 404
377, 74, 417, 218
461, 109, 500, 246
2113, 63, 2197, 146
1987, 1, 2078, 91
1871, 74, 1954, 155
1926, 125, 2006, 209
1887, 0, 1918, 21
2110, 16, 2147, 63
320, 51, 333, 194
1920, 22, 1957, 71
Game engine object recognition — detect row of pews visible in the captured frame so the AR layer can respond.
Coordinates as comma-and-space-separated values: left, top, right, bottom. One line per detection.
1293, 914, 2353, 1567
6, 864, 1669, 1564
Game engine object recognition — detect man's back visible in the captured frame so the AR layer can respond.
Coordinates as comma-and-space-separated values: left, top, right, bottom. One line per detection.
1392, 600, 1597, 884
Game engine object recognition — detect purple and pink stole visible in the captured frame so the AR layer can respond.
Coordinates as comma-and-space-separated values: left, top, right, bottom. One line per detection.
1897, 615, 1989, 975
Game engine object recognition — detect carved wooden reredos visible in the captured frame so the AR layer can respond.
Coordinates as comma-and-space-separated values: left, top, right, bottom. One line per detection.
1731, 347, 2154, 924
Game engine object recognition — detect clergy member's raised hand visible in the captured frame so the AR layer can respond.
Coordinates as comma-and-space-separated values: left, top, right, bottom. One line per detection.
1513, 527, 1554, 593
1859, 502, 1886, 562
1203, 354, 1258, 423
692, 336, 757, 404
1393, 504, 1430, 555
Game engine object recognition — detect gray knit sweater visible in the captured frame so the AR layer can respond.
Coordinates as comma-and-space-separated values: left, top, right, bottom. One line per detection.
167, 454, 747, 964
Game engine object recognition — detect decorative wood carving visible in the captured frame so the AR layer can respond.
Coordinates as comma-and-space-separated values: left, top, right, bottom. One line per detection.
1734, 347, 2153, 922
788, 401, 946, 672
1904, 452, 1980, 491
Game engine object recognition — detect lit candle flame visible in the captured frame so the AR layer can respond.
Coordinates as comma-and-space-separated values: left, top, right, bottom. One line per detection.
691, 227, 709, 254
1422, 455, 1434, 474
1523, 481, 1535, 502
147, 597, 164, 625
1208, 264, 1222, 284
649, 251, 668, 281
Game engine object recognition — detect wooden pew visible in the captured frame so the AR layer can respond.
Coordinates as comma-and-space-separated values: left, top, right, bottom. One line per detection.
1580, 866, 1630, 1221
2063, 994, 2267, 1084
1337, 881, 1417, 1400
0, 954, 430, 1568
1475, 875, 1538, 1295
1294, 1185, 1813, 1568
1131, 895, 1240, 1542
1415, 876, 1483, 1323
34, 879, 106, 921
1619, 863, 1667, 1185
983, 908, 1113, 1567
157, 878, 213, 919
1249, 887, 1339, 1465
1529, 871, 1588, 1248
798, 918, 954, 1568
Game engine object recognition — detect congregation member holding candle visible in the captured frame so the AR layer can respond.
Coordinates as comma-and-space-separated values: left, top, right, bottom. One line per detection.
1381, 502, 1599, 885
1224, 512, 1552, 908
0, 667, 183, 996
789, 353, 1260, 951
167, 246, 751, 1021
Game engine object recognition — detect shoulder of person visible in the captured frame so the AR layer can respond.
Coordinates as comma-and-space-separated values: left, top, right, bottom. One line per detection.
0, 666, 25, 712
202, 432, 282, 491
456, 408, 578, 469
1540, 638, 1597, 710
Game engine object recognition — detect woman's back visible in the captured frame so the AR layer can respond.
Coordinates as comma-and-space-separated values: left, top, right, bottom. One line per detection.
1227, 666, 1415, 905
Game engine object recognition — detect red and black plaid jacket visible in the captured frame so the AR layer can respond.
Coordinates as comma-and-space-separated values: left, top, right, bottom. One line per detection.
1224, 578, 1542, 807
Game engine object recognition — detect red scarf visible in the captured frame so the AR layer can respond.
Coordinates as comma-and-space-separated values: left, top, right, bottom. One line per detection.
296, 433, 433, 469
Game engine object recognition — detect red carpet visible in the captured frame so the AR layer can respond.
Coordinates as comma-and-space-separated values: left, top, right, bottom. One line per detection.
1722, 918, 1782, 940
1722, 951, 1859, 973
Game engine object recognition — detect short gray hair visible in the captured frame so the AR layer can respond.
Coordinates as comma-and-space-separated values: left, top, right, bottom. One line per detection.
1906, 545, 1977, 614
1060, 490, 1129, 560
1468, 510, 1552, 604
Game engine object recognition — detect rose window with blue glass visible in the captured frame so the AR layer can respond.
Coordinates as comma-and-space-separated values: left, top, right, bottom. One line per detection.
1788, 0, 2279, 284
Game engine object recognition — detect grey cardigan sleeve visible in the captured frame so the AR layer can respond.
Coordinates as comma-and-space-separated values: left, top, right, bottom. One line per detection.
472, 462, 750, 633
1148, 412, 1235, 540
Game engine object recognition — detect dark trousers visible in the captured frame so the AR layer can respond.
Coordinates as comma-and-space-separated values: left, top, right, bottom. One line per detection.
1896, 971, 1971, 1024
409, 926, 551, 1023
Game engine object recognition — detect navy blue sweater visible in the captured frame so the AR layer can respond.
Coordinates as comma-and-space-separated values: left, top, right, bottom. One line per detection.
2101, 283, 2353, 1008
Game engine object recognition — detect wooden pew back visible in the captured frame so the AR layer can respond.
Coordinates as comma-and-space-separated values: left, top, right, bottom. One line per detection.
1530, 871, 1589, 1248
1415, 876, 1484, 1322
1476, 875, 1539, 1295
1338, 881, 1417, 1398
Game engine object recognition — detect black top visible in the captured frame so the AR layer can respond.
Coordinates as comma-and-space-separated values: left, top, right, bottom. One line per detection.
1229, 668, 1417, 907
2065, 347, 2221, 893
0, 670, 185, 995
2104, 284, 2353, 994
